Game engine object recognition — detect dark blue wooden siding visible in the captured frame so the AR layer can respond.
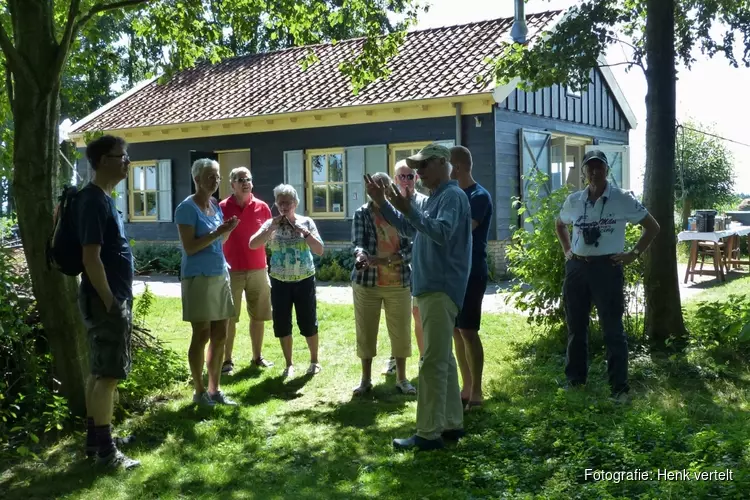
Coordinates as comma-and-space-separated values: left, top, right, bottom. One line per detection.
78, 112, 496, 243
493, 107, 629, 240
500, 69, 629, 133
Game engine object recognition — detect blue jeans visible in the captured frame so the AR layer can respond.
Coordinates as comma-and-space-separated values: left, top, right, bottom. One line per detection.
563, 257, 629, 394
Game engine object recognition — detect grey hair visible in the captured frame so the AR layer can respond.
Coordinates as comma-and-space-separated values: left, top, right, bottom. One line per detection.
191, 158, 219, 181
394, 160, 414, 174
273, 183, 299, 204
370, 172, 393, 185
229, 166, 251, 182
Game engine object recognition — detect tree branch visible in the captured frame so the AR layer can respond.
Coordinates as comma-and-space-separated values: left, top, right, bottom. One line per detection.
4, 62, 13, 110
73, 0, 153, 34
0, 17, 36, 91
53, 0, 83, 76
598, 60, 645, 71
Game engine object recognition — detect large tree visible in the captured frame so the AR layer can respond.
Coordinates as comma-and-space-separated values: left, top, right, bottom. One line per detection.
492, 0, 750, 346
0, 0, 421, 416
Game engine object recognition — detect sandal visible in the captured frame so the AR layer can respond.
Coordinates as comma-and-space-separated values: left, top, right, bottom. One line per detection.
353, 381, 373, 396
464, 400, 483, 412
396, 380, 417, 395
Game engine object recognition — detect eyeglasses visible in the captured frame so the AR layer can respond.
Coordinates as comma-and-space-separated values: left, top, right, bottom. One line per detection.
397, 174, 415, 180
234, 177, 252, 184
105, 154, 130, 162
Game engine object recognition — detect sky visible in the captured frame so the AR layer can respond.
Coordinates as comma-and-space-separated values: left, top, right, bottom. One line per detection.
411, 0, 750, 196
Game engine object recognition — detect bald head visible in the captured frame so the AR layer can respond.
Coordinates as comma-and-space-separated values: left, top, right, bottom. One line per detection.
450, 146, 472, 171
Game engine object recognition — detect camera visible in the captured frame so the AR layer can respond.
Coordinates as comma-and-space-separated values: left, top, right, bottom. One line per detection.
582, 225, 601, 247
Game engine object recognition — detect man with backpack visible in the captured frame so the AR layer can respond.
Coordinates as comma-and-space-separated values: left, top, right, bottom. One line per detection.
76, 135, 140, 469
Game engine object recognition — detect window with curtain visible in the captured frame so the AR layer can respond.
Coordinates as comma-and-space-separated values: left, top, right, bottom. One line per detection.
307, 149, 345, 217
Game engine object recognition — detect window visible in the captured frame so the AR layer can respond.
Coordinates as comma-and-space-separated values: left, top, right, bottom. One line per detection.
115, 159, 172, 223
307, 149, 345, 217
129, 161, 158, 221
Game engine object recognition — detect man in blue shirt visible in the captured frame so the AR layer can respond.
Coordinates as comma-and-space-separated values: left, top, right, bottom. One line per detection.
77, 135, 139, 470
450, 146, 493, 411
365, 143, 471, 451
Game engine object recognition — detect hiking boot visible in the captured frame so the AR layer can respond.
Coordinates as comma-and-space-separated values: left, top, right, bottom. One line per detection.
86, 435, 136, 459
96, 449, 141, 470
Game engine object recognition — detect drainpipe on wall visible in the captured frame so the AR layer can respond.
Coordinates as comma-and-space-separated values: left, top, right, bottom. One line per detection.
455, 102, 462, 146
510, 0, 528, 44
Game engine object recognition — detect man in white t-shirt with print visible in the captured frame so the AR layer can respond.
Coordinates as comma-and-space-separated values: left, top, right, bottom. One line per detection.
555, 150, 660, 403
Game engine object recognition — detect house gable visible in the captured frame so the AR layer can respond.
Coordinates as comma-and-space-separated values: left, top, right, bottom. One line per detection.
498, 66, 635, 133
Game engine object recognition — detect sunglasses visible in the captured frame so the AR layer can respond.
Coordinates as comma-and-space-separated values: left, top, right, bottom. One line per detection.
234, 177, 252, 184
397, 174, 415, 180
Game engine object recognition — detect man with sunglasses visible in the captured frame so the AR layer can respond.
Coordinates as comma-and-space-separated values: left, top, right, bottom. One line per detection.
366, 143, 471, 451
219, 167, 274, 374
379, 161, 428, 377
556, 150, 660, 403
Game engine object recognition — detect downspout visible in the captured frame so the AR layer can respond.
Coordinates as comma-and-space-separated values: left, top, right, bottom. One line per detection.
510, 0, 528, 44
455, 102, 462, 146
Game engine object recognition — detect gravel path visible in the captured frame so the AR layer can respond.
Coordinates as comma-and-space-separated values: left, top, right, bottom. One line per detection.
132, 264, 746, 316
133, 275, 520, 314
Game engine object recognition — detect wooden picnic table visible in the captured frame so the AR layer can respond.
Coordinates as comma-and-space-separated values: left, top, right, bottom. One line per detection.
678, 226, 750, 283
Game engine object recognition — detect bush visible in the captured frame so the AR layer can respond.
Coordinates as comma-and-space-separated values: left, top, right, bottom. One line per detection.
505, 170, 644, 335
0, 247, 69, 459
314, 248, 355, 282
117, 284, 189, 413
686, 295, 750, 368
131, 242, 181, 275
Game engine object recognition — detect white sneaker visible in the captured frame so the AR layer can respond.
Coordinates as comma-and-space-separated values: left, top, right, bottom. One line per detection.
282, 365, 295, 379
418, 356, 424, 370
382, 357, 397, 375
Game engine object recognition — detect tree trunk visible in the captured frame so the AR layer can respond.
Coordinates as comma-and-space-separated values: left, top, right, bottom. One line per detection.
681, 197, 692, 231
642, 0, 687, 346
10, 3, 89, 416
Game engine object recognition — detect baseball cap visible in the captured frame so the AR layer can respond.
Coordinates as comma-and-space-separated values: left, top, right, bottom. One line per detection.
582, 149, 609, 168
405, 143, 451, 169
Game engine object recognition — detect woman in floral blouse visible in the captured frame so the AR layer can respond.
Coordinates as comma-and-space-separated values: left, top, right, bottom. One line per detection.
249, 184, 324, 378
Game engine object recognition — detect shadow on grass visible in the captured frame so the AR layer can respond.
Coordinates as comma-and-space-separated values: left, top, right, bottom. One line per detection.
4, 320, 750, 499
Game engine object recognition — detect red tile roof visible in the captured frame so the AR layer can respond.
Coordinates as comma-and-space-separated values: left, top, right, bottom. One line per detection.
71, 10, 561, 133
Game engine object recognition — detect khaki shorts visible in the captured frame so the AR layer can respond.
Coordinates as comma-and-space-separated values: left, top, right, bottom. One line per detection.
78, 291, 132, 380
230, 269, 273, 322
181, 272, 235, 323
353, 283, 411, 359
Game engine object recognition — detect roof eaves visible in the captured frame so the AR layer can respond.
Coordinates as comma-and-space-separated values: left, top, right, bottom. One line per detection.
68, 76, 159, 136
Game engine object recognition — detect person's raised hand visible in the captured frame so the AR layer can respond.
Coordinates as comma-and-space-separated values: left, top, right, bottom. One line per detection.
364, 174, 387, 206
219, 215, 239, 234
270, 214, 285, 230
385, 181, 411, 215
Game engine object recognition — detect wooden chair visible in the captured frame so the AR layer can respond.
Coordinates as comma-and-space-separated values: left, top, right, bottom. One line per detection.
697, 241, 727, 276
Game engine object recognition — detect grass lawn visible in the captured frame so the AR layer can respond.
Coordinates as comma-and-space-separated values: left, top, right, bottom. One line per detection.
3, 292, 750, 499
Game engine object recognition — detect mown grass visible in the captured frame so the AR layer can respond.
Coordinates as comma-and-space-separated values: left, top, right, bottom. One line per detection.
2, 289, 750, 499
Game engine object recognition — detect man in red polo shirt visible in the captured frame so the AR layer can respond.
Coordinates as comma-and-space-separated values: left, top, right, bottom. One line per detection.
219, 166, 274, 373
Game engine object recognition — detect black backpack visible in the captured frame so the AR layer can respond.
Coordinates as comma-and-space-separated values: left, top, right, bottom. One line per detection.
46, 185, 83, 276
